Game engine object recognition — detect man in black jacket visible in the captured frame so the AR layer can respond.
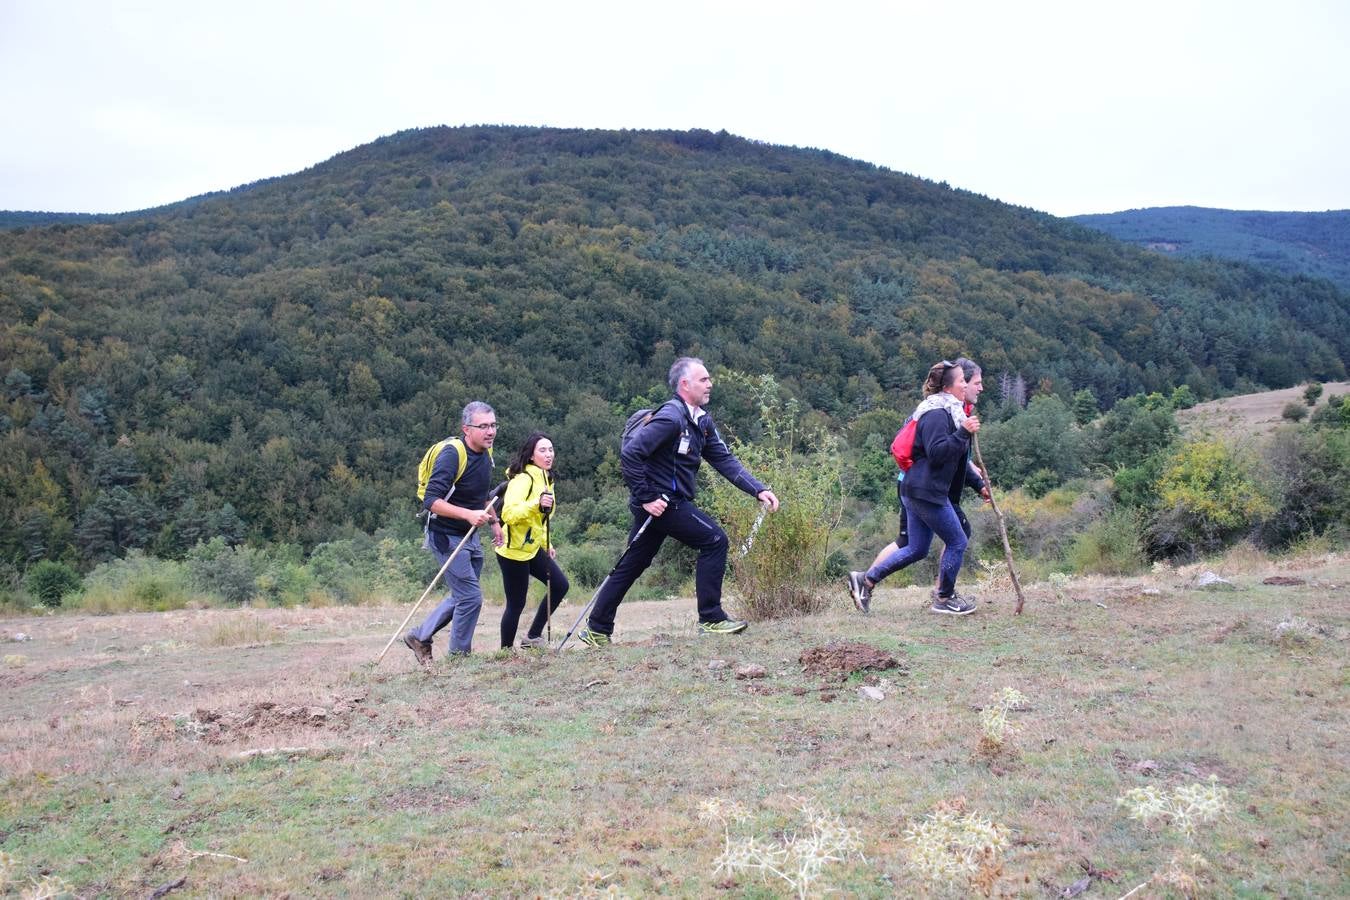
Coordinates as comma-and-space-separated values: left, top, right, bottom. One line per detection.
578, 358, 779, 645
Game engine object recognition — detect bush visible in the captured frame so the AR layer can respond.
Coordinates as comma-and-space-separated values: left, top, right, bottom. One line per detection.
978, 395, 1084, 489
1261, 425, 1350, 547
1303, 382, 1323, 406
1149, 439, 1274, 557
24, 560, 81, 608
706, 374, 843, 620
1089, 393, 1179, 473
1067, 507, 1146, 575
561, 543, 614, 590
1281, 402, 1308, 422
76, 551, 190, 612
186, 537, 263, 604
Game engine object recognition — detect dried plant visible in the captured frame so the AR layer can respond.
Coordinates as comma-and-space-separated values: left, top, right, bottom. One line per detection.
1117, 775, 1230, 840
703, 797, 863, 899
979, 686, 1028, 749
20, 873, 74, 899
0, 851, 16, 892
902, 807, 1008, 895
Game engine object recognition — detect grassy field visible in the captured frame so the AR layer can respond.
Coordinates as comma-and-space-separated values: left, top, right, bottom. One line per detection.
1, 550, 1347, 897
1176, 381, 1350, 441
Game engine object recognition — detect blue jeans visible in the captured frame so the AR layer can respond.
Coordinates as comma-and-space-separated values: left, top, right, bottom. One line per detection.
866, 495, 968, 598
413, 530, 485, 654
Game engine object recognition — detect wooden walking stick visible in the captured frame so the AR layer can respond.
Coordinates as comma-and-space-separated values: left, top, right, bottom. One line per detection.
971, 434, 1026, 614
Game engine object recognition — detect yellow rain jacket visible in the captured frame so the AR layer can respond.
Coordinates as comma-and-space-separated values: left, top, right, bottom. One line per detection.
494, 463, 554, 561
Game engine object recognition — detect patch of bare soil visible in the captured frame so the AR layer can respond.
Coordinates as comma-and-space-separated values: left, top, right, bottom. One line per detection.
799, 641, 903, 679
130, 693, 366, 749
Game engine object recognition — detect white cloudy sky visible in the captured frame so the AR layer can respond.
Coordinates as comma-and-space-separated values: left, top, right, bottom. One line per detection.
2, 0, 1347, 217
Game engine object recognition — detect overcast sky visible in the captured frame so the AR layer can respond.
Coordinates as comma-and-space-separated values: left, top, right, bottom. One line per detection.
2, 0, 1347, 217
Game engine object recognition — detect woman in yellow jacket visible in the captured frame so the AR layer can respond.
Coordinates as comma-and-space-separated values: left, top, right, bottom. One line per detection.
495, 431, 570, 649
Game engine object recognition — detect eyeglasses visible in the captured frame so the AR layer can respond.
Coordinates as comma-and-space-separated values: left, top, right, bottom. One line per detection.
939, 360, 958, 370
465, 422, 499, 431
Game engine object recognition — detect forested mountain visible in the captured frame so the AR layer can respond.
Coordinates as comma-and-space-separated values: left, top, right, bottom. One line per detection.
3, 126, 1349, 569
1072, 206, 1350, 291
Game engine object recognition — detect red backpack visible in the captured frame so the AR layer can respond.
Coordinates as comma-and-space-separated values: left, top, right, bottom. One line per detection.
890, 402, 973, 471
889, 420, 918, 471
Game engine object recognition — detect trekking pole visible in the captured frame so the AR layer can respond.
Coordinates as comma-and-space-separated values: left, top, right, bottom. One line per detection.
971, 435, 1026, 614
542, 482, 553, 645
738, 502, 769, 559
555, 496, 666, 653
375, 491, 502, 664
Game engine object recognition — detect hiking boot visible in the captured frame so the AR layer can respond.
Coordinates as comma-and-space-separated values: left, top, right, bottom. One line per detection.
519, 635, 548, 650
699, 618, 749, 635
402, 631, 433, 665
847, 571, 872, 613
576, 628, 611, 648
930, 594, 977, 616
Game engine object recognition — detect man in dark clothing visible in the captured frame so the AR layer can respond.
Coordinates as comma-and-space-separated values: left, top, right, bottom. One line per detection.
577, 358, 779, 645
403, 401, 502, 663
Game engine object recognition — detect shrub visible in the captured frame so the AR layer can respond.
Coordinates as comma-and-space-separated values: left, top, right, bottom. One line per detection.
76, 551, 191, 612
1149, 439, 1274, 557
1281, 402, 1308, 422
1089, 393, 1179, 473
1067, 507, 1146, 575
1303, 382, 1323, 406
186, 537, 263, 604
560, 543, 614, 590
978, 395, 1084, 489
24, 560, 81, 608
1309, 394, 1348, 429
707, 373, 843, 620
1261, 425, 1350, 547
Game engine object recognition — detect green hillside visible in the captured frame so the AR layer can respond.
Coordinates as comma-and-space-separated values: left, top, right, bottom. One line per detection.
1071, 206, 1350, 290
3, 126, 1349, 569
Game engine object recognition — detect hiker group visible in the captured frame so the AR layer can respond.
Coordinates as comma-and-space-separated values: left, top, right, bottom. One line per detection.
401, 354, 987, 666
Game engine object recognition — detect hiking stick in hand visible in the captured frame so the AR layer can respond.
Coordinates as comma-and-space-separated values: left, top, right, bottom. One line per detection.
971, 434, 1026, 614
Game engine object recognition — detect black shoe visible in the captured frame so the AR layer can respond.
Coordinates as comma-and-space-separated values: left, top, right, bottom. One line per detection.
847, 571, 872, 613
403, 631, 433, 665
930, 594, 976, 616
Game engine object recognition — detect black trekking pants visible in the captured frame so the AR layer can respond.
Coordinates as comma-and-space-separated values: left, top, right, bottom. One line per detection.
587, 499, 730, 635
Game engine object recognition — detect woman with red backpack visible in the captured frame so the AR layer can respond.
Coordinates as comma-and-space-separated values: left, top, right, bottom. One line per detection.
848, 359, 985, 615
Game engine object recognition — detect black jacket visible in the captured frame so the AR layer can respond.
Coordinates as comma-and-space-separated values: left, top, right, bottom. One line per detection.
620, 399, 766, 504
902, 407, 974, 505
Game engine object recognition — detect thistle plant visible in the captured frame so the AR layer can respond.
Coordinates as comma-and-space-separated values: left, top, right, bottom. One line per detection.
979, 686, 1027, 749
902, 808, 1008, 895
702, 797, 864, 899
1117, 775, 1229, 840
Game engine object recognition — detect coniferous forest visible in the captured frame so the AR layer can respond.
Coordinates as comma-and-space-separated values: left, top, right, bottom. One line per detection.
3, 126, 1349, 581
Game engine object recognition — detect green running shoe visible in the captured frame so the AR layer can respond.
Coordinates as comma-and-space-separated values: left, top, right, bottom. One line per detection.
577, 628, 611, 648
699, 618, 748, 635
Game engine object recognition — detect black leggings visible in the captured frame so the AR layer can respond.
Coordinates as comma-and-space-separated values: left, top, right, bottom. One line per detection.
496, 553, 569, 648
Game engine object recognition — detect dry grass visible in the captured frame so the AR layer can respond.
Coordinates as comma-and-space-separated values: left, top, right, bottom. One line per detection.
1176, 380, 1350, 440
0, 556, 1347, 896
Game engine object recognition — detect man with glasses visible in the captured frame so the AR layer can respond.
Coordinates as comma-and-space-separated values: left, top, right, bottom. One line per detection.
404, 401, 503, 663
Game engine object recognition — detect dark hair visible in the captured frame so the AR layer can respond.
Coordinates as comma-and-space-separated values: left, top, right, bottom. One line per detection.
955, 357, 981, 381
505, 431, 552, 479
921, 360, 963, 397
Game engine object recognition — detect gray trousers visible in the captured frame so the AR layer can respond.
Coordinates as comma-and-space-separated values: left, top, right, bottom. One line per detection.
412, 530, 484, 654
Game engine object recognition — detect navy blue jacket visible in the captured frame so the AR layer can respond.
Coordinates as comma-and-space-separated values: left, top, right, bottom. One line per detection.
902, 407, 975, 505
422, 442, 494, 537
621, 399, 766, 504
